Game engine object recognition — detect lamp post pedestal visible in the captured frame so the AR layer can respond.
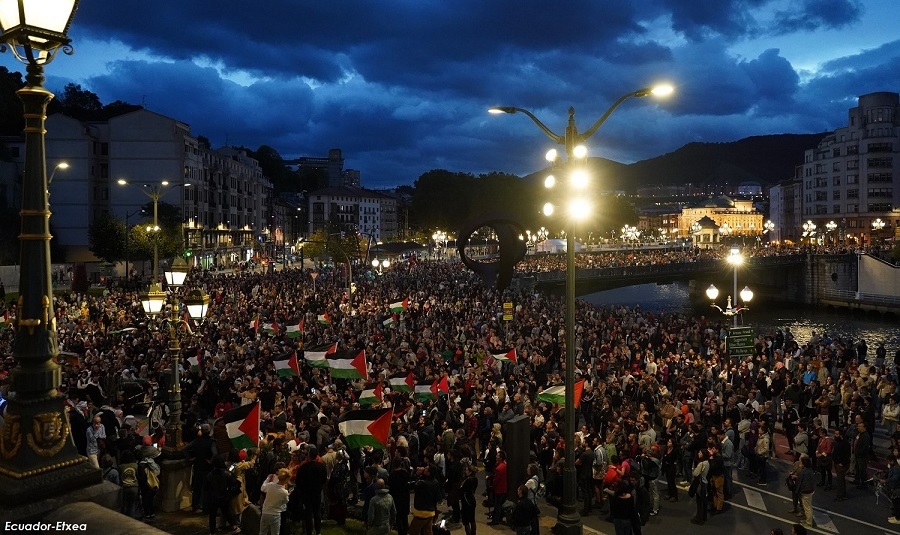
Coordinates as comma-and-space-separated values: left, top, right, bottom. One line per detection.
0, 68, 101, 506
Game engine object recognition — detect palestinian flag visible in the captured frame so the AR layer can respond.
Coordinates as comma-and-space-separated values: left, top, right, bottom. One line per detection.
222, 402, 260, 450
327, 350, 368, 380
0, 311, 10, 330
261, 322, 278, 335
414, 376, 449, 401
249, 316, 259, 332
337, 408, 392, 449
303, 342, 337, 368
358, 383, 383, 405
274, 351, 300, 377
537, 379, 586, 408
382, 317, 396, 329
285, 319, 304, 338
389, 298, 409, 313
318, 313, 332, 324
389, 372, 415, 393
187, 350, 202, 372
492, 348, 517, 363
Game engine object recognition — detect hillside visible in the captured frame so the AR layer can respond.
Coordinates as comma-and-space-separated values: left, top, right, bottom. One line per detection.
524, 133, 829, 192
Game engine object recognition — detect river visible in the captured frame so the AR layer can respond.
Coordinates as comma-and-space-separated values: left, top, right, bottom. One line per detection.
582, 282, 900, 350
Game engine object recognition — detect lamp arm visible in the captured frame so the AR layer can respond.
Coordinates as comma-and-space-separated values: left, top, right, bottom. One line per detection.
512, 108, 564, 145
578, 89, 648, 143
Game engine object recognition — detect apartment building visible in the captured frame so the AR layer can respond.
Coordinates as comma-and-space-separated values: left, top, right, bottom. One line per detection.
800, 91, 900, 244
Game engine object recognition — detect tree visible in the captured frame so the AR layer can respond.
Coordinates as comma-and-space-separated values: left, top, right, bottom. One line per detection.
88, 212, 126, 263
0, 66, 24, 137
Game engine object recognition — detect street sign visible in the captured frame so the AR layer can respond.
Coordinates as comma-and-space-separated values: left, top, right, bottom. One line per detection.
727, 326, 755, 359
503, 302, 513, 321
310, 271, 319, 280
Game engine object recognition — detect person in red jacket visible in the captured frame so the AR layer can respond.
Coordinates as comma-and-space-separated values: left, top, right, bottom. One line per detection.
489, 450, 508, 525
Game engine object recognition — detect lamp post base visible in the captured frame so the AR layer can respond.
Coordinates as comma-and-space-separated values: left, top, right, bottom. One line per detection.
552, 512, 583, 535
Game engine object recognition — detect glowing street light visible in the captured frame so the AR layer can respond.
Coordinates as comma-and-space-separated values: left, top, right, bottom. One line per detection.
489, 83, 673, 535
706, 246, 753, 327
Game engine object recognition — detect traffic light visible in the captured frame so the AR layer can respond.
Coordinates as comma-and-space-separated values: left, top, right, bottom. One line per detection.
184, 250, 192, 257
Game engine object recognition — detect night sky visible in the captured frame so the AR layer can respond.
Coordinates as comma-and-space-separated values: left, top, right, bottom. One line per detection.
4, 0, 899, 188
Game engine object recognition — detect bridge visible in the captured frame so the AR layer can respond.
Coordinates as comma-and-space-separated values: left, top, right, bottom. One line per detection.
516, 253, 900, 315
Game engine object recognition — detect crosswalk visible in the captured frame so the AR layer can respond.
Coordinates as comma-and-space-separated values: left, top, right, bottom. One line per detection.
732, 479, 899, 535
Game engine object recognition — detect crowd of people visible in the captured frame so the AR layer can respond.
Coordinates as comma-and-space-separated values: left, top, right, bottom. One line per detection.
0, 245, 898, 534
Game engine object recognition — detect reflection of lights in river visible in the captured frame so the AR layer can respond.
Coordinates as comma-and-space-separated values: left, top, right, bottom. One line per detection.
582, 282, 900, 347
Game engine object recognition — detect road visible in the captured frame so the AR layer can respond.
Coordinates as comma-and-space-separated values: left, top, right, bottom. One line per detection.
564, 457, 896, 535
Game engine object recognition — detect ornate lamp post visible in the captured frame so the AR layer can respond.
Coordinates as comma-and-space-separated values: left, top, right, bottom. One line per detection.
826, 220, 837, 246
489, 83, 673, 535
371, 257, 390, 274
872, 218, 886, 245
763, 219, 775, 244
706, 247, 753, 327
0, 0, 98, 506
802, 220, 817, 245
151, 262, 209, 456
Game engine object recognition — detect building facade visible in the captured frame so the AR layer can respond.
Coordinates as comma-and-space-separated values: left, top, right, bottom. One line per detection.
18, 108, 275, 267
800, 91, 900, 245
679, 196, 764, 240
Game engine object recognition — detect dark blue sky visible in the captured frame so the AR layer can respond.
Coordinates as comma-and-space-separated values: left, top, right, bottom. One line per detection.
4, 0, 899, 188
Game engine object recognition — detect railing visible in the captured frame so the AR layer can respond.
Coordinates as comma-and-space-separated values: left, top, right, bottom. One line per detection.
822, 288, 900, 306
527, 254, 807, 283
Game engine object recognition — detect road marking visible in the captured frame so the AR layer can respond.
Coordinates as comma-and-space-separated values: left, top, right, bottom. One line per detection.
583, 526, 603, 535
729, 501, 835, 535
734, 481, 900, 535
744, 487, 768, 511
813, 510, 839, 533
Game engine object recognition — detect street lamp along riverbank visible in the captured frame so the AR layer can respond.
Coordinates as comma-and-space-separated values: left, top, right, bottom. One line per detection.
489, 83, 673, 535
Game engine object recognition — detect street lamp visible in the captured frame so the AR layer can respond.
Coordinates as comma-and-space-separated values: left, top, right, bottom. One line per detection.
802, 220, 817, 245
763, 219, 775, 244
826, 220, 837, 246
119, 178, 173, 312
0, 0, 94, 505
706, 247, 753, 327
489, 82, 673, 535
143, 266, 209, 455
371, 257, 390, 274
872, 218, 886, 245
47, 160, 68, 185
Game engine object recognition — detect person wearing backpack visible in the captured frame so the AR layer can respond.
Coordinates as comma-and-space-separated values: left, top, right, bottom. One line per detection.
119, 450, 140, 518
137, 440, 162, 520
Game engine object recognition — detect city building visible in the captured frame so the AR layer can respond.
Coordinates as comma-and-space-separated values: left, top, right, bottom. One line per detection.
799, 91, 900, 245
679, 195, 764, 239
307, 185, 400, 242
5, 108, 272, 269
769, 177, 803, 244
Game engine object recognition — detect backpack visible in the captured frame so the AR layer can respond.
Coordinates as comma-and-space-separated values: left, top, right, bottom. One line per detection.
641, 456, 660, 480
226, 473, 242, 497
139, 463, 160, 490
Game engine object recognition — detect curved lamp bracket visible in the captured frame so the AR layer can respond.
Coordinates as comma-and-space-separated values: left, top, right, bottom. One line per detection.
456, 215, 527, 290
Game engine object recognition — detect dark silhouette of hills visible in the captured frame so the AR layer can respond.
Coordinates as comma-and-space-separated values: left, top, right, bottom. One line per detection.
524, 133, 828, 192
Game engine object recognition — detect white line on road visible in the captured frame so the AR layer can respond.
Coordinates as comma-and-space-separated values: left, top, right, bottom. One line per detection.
744, 487, 768, 511
734, 481, 900, 535
729, 501, 835, 535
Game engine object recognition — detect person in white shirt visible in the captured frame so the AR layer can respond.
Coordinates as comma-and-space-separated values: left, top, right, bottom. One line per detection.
260, 468, 291, 535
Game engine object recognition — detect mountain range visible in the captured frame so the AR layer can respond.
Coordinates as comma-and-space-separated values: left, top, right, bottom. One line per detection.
524, 133, 829, 193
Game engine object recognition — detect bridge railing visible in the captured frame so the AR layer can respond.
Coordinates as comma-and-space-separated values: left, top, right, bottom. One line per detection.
527, 254, 807, 283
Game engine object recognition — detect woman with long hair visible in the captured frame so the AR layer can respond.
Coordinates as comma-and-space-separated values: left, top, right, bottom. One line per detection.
459, 462, 479, 535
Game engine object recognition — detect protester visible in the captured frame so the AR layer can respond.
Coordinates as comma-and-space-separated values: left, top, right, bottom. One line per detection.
366, 478, 396, 535
259, 468, 291, 535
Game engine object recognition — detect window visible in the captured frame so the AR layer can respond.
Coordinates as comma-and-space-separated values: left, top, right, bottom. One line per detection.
833, 148, 841, 158
833, 162, 841, 172
832, 191, 841, 200
869, 202, 892, 212
833, 205, 841, 214
847, 174, 858, 184
847, 160, 859, 169
867, 188, 892, 198
815, 191, 827, 201
868, 157, 892, 168
868, 142, 893, 153
847, 189, 859, 199
847, 145, 858, 155
833, 177, 841, 186
868, 172, 893, 183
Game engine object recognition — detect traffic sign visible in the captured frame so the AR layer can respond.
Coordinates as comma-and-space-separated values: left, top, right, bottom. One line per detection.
727, 326, 754, 359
